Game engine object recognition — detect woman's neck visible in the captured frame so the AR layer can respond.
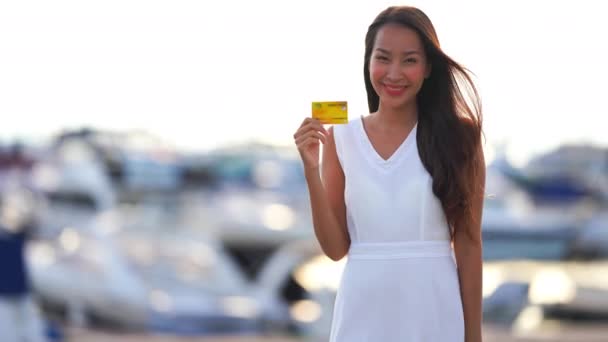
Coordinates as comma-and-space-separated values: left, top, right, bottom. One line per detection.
373, 100, 418, 131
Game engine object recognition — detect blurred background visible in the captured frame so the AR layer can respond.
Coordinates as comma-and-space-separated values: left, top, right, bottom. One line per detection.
1, 0, 607, 341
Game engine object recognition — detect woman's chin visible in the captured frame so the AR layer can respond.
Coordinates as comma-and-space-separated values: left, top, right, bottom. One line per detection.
380, 97, 413, 110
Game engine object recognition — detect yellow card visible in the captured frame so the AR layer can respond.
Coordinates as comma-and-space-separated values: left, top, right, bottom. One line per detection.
312, 101, 348, 124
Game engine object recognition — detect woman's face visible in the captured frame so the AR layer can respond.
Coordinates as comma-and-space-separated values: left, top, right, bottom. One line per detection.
369, 23, 431, 110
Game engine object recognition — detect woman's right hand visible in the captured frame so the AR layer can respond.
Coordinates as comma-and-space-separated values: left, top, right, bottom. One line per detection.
293, 117, 328, 172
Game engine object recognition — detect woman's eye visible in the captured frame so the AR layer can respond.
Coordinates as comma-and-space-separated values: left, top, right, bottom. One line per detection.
376, 56, 389, 61
404, 58, 417, 64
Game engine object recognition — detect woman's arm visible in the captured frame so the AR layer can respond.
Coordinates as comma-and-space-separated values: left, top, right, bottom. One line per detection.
304, 126, 350, 261
453, 144, 486, 342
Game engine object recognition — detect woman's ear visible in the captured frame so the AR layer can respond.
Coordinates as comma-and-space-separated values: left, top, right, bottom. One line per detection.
425, 63, 432, 79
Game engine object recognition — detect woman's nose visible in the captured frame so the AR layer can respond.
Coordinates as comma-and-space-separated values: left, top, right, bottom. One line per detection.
387, 62, 403, 81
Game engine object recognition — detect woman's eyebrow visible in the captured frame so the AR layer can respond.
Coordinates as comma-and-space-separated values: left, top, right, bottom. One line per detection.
374, 48, 421, 56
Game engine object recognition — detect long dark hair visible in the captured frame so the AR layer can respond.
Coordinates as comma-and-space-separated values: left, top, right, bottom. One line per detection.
364, 6, 483, 239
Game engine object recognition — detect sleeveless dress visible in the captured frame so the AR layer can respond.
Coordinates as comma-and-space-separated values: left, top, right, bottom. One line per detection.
329, 116, 464, 341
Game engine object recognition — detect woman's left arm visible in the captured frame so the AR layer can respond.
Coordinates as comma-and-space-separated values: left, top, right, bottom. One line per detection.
454, 145, 486, 342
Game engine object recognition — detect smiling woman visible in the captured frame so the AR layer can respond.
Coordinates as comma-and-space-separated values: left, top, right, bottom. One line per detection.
293, 5, 485, 342
367, 25, 431, 117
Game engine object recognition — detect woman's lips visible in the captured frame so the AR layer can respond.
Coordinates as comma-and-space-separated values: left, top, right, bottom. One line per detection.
383, 84, 407, 96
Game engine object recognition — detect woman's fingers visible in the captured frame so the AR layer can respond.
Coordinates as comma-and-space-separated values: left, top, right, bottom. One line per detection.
293, 119, 328, 140
296, 136, 321, 150
310, 119, 329, 135
295, 130, 327, 146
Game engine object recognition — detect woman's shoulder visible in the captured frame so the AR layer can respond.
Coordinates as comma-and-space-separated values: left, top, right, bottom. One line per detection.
329, 117, 362, 159
331, 115, 362, 134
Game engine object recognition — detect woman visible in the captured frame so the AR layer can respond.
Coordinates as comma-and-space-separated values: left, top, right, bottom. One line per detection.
293, 6, 485, 342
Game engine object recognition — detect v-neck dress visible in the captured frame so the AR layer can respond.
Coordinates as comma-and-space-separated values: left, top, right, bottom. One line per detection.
328, 116, 464, 341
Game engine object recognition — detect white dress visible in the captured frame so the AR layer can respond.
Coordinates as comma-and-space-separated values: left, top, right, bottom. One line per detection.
329, 116, 464, 342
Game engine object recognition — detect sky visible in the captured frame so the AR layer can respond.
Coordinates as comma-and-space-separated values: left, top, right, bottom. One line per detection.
1, 0, 606, 166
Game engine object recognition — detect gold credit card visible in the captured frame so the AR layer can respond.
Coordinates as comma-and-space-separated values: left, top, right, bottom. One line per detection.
312, 101, 348, 124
